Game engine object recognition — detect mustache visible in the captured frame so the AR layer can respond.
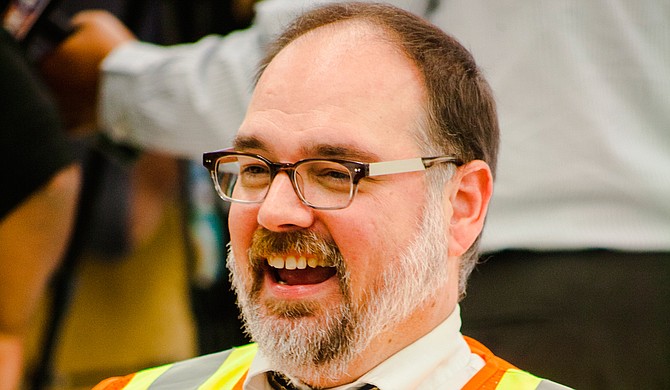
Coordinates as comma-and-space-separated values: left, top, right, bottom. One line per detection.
247, 228, 344, 270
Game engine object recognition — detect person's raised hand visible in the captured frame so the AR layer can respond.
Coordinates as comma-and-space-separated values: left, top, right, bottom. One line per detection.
40, 10, 136, 133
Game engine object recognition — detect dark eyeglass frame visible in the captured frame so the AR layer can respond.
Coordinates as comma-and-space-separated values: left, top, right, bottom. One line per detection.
202, 148, 463, 210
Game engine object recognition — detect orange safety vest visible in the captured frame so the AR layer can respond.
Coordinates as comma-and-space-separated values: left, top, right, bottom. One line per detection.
93, 338, 569, 390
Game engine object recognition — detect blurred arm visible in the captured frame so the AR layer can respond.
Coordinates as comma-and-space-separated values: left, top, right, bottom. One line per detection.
39, 10, 136, 134
0, 164, 81, 390
95, 0, 310, 158
42, 1, 433, 160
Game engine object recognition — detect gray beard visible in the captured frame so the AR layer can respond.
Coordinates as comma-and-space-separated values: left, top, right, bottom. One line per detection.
227, 193, 450, 385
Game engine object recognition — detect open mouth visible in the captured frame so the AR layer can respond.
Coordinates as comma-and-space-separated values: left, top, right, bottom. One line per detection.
266, 255, 337, 286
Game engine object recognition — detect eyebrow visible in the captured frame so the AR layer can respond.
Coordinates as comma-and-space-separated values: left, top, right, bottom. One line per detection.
313, 144, 380, 162
233, 135, 381, 162
233, 135, 265, 150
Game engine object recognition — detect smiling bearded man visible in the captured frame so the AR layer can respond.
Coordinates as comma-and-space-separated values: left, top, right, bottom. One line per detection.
93, 3, 570, 390
227, 176, 451, 384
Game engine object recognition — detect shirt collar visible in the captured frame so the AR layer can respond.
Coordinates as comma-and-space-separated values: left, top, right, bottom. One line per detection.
243, 305, 476, 390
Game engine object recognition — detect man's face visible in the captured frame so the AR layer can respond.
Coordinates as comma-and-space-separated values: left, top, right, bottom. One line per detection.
227, 22, 454, 384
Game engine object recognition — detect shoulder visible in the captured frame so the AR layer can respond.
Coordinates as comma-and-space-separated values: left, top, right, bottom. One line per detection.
92, 344, 258, 389
92, 374, 135, 390
463, 337, 572, 390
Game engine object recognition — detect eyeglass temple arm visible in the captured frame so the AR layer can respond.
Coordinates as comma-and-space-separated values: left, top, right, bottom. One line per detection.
422, 156, 463, 167
367, 157, 462, 177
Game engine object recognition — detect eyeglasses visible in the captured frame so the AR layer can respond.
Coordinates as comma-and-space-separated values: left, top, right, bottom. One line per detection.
202, 149, 463, 210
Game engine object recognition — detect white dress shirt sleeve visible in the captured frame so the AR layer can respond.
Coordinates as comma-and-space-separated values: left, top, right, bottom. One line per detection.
98, 0, 432, 160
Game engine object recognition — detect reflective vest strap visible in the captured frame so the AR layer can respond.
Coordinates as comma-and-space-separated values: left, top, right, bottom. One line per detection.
198, 344, 258, 389
126, 365, 173, 389
496, 369, 542, 390
93, 345, 257, 390
147, 348, 236, 389
498, 371, 572, 390
462, 337, 570, 390
91, 365, 173, 390
92, 374, 136, 390
536, 379, 573, 390
462, 336, 518, 390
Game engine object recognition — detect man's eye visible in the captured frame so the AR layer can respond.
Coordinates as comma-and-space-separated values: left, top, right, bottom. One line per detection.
308, 165, 351, 193
319, 169, 350, 181
241, 164, 269, 175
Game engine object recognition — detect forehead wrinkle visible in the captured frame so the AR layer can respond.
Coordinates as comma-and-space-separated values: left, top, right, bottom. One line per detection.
233, 134, 383, 163
310, 144, 381, 162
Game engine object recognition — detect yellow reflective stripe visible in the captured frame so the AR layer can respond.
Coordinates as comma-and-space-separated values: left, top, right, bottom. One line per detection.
198, 344, 258, 390
496, 369, 543, 390
124, 365, 173, 389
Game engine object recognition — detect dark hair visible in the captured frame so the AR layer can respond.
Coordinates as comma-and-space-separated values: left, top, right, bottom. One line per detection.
258, 2, 499, 175
256, 2, 500, 297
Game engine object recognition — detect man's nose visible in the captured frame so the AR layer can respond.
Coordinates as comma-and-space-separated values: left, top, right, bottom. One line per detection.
256, 172, 314, 231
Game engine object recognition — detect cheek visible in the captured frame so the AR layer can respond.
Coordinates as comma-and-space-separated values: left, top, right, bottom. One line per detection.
228, 204, 259, 258
331, 192, 424, 283
364, 185, 426, 244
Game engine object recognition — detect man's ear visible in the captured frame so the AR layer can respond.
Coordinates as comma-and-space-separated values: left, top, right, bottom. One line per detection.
444, 160, 493, 257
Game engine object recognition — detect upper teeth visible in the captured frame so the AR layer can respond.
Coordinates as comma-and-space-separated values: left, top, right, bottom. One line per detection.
268, 256, 329, 269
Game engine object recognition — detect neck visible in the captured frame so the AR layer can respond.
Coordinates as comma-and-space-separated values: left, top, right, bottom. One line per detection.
301, 297, 457, 388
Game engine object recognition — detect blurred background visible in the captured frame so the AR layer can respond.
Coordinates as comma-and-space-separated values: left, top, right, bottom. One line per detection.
4, 1, 255, 388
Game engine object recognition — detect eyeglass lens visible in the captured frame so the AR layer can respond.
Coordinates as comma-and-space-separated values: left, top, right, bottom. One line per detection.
215, 155, 354, 209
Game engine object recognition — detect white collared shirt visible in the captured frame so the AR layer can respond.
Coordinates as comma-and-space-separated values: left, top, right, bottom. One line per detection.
242, 305, 485, 390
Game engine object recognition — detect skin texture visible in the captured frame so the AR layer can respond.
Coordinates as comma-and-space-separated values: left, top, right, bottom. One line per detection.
228, 21, 492, 388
